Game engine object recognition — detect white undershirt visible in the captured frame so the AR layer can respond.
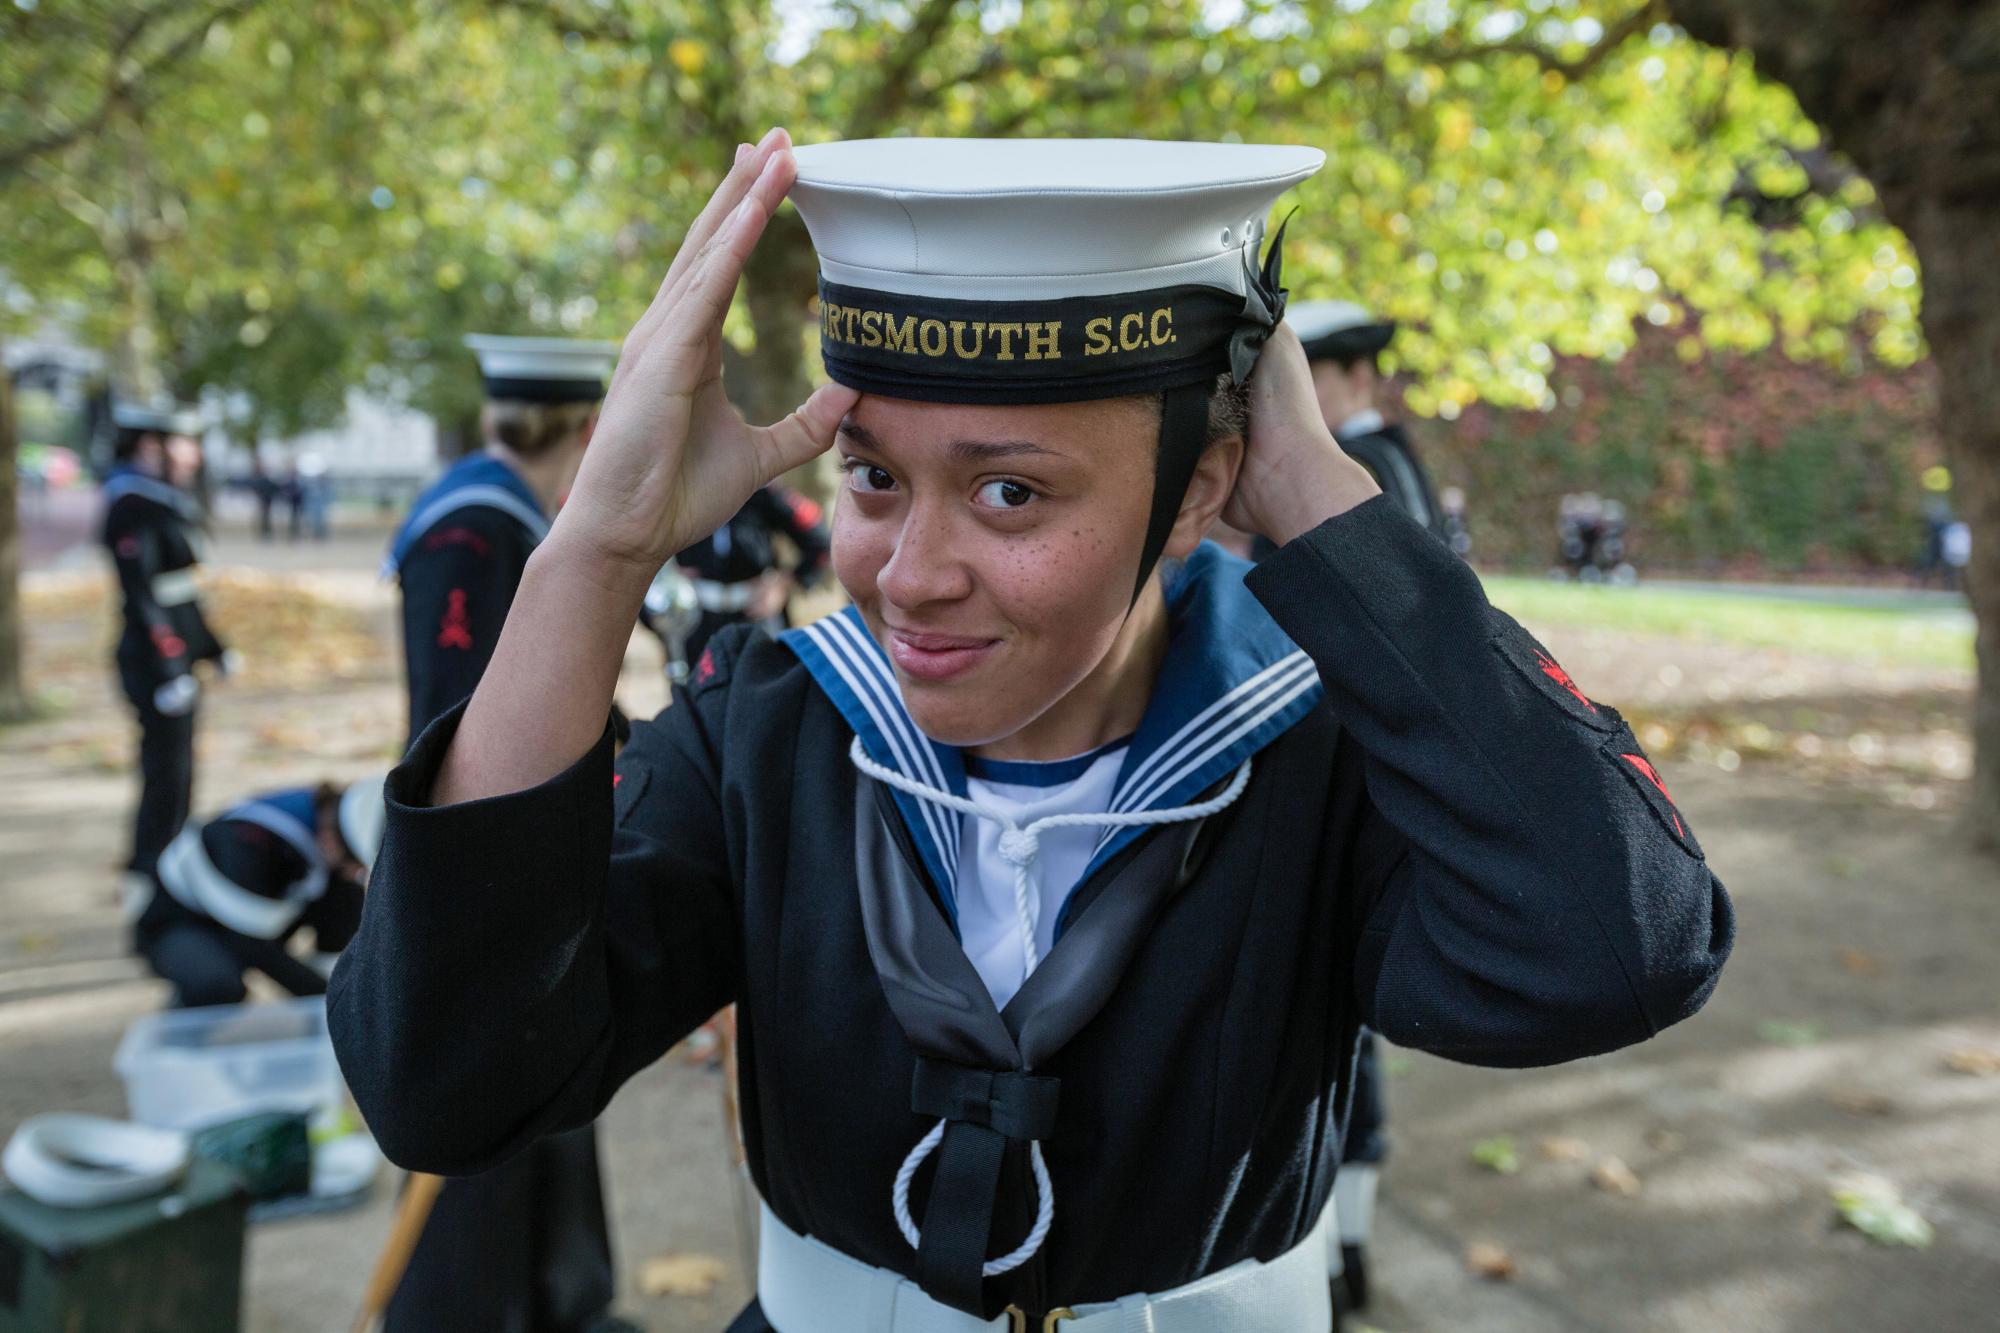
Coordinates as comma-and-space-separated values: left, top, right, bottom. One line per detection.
1336, 408, 1385, 440
953, 742, 1129, 1008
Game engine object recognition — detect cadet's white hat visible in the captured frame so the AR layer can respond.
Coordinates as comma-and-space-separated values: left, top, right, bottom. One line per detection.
788, 138, 1324, 593
789, 138, 1323, 403
337, 774, 387, 869
112, 400, 203, 436
1287, 299, 1396, 363
464, 334, 619, 404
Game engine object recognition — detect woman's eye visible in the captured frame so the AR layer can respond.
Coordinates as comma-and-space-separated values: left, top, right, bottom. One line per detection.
974, 480, 1037, 510
845, 462, 896, 493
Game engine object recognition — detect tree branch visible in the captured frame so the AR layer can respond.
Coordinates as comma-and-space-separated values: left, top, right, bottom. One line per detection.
850, 0, 967, 137
0, 0, 265, 182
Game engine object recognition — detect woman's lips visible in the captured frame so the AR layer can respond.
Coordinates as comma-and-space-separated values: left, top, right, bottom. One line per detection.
887, 629, 1000, 682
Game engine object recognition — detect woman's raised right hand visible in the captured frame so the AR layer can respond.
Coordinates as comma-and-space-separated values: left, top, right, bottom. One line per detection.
552, 127, 857, 585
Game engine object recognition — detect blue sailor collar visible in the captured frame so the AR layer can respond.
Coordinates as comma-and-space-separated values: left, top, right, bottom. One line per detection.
384, 452, 549, 577
781, 540, 1321, 931
100, 464, 202, 524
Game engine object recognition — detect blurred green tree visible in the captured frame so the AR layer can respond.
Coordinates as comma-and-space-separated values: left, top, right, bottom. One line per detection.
2, 1, 1992, 846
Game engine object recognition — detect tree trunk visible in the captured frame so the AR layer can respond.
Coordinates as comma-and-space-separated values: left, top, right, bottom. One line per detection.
735, 210, 829, 503
1666, 0, 2000, 851
0, 342, 31, 723
1909, 205, 2000, 851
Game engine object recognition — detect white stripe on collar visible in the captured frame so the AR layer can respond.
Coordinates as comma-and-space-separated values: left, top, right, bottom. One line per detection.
382, 484, 550, 576
797, 612, 961, 880
102, 473, 199, 517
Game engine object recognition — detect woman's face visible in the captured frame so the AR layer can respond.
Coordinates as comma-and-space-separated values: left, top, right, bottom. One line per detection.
832, 394, 1165, 750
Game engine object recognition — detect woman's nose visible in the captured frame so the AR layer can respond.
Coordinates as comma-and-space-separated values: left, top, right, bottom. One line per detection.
876, 504, 973, 608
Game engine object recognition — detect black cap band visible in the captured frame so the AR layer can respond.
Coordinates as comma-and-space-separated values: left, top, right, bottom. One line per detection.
817, 280, 1246, 403
481, 376, 607, 404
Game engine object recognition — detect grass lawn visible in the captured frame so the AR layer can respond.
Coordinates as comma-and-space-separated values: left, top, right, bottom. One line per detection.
1480, 575, 1975, 672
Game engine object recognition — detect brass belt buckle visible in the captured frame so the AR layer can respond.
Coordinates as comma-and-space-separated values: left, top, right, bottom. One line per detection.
1002, 1307, 1076, 1332
1044, 1309, 1077, 1330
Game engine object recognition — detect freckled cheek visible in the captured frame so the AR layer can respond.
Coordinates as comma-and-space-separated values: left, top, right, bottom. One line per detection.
831, 508, 889, 606
982, 528, 1121, 650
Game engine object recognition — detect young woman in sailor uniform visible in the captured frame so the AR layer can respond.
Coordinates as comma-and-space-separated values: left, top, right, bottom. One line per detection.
137, 778, 382, 1008
100, 403, 234, 886
381, 334, 637, 1333
332, 132, 1734, 1333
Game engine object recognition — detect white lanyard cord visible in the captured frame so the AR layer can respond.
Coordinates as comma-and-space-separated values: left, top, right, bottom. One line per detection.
848, 735, 1253, 1278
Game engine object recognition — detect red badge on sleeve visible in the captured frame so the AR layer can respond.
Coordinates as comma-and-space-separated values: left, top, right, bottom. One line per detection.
437, 589, 474, 650
1490, 618, 1617, 733
1608, 741, 1703, 859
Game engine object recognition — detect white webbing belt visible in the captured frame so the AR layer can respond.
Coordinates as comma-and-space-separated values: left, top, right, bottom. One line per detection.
758, 1201, 1331, 1333
693, 578, 760, 612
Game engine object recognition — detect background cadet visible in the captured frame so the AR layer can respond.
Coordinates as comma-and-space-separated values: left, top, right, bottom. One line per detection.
673, 481, 832, 665
137, 778, 383, 1008
99, 401, 235, 902
380, 333, 636, 1333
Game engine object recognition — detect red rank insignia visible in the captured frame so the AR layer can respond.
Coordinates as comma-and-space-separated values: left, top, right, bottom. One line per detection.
436, 589, 474, 650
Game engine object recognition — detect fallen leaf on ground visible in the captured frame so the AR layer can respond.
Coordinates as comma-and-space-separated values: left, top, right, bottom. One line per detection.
1471, 1136, 1521, 1175
1829, 1089, 1896, 1116
1837, 947, 1883, 977
1757, 1019, 1823, 1048
1943, 1048, 2000, 1077
1831, 1175, 1933, 1248
1537, 1135, 1591, 1162
1591, 1156, 1643, 1198
637, 1252, 729, 1298
1465, 1241, 1518, 1280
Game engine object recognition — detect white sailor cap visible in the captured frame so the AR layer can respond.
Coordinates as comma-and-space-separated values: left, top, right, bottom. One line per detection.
789, 138, 1324, 404
464, 334, 620, 404
1287, 299, 1396, 363
337, 774, 387, 869
112, 400, 204, 436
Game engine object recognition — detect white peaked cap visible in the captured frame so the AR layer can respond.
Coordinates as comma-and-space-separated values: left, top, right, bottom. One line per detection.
463, 334, 620, 402
790, 139, 1324, 302
787, 139, 1325, 405
338, 774, 388, 869
1287, 300, 1378, 341
1287, 299, 1396, 361
112, 401, 204, 435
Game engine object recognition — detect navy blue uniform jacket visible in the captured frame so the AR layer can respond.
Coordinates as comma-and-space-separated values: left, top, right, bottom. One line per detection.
331, 496, 1732, 1314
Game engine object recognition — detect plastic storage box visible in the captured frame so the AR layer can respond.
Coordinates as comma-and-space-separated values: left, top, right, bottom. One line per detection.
113, 998, 344, 1132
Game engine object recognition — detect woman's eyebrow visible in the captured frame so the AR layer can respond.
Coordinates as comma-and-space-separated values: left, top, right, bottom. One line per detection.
948, 438, 1063, 463
837, 419, 1063, 465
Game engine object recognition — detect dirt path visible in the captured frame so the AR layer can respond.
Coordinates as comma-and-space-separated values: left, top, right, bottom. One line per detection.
2, 542, 1993, 1332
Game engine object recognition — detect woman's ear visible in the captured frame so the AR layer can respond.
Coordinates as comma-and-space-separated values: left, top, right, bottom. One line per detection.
1164, 434, 1244, 559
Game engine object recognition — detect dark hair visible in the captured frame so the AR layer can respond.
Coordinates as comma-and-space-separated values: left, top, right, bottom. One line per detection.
486, 399, 597, 458
112, 427, 158, 462
1122, 372, 1249, 450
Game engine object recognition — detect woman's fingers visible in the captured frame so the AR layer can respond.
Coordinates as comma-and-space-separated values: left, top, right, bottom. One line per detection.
642, 128, 792, 335
664, 150, 796, 349
750, 382, 860, 483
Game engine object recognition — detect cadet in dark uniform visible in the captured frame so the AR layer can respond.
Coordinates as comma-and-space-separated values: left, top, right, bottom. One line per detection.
381, 334, 633, 1333
333, 134, 1732, 1333
1286, 299, 1422, 1316
675, 482, 831, 663
100, 403, 233, 888
137, 779, 382, 1008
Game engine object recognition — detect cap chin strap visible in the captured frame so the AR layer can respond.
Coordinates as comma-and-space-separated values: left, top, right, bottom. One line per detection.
1130, 380, 1214, 607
